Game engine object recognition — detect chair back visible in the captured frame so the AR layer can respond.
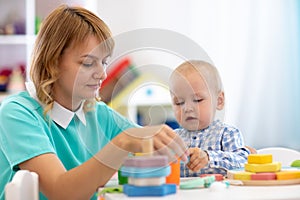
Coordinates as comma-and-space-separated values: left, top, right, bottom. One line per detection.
5, 170, 39, 200
257, 147, 300, 166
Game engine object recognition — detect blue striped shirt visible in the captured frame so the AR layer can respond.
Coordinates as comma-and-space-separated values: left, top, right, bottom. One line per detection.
175, 120, 249, 177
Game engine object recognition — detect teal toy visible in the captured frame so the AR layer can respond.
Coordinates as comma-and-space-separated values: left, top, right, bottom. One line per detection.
180, 176, 215, 189
123, 184, 176, 197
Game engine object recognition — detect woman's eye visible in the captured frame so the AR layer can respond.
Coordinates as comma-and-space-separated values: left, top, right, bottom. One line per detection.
82, 60, 95, 67
82, 63, 93, 67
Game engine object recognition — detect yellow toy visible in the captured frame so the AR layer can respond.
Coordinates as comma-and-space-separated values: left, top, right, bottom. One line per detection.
247, 154, 272, 164
245, 162, 281, 173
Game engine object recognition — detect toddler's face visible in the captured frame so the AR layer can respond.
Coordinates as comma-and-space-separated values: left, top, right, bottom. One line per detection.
170, 72, 217, 131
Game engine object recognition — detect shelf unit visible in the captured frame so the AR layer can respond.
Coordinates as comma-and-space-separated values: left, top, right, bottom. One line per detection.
0, 0, 97, 100
0, 0, 178, 128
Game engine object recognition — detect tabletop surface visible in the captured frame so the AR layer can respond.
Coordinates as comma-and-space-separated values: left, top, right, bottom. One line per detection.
103, 178, 300, 200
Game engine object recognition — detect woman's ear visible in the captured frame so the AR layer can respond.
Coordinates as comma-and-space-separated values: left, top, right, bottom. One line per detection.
216, 91, 225, 110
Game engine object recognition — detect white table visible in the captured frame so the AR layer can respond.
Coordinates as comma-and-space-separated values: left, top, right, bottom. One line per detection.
102, 178, 300, 200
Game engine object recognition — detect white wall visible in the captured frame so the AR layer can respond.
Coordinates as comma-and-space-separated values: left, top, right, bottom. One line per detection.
96, 0, 300, 151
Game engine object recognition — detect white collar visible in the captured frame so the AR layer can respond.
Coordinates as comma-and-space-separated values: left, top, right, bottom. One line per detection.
25, 81, 86, 129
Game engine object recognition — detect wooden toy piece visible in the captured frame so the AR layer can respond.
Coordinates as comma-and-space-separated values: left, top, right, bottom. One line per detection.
180, 178, 205, 189
200, 174, 224, 181
251, 172, 276, 180
123, 184, 177, 197
245, 162, 281, 173
121, 166, 171, 178
128, 177, 166, 186
203, 176, 216, 188
179, 176, 215, 189
141, 138, 153, 156
233, 171, 254, 180
166, 157, 180, 185
291, 160, 300, 167
248, 154, 273, 164
226, 169, 244, 179
122, 155, 168, 168
118, 169, 128, 185
276, 171, 300, 180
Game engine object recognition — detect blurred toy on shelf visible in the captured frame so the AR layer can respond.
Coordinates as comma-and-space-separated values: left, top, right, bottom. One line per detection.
0, 64, 25, 92
100, 57, 139, 103
7, 65, 25, 93
0, 13, 25, 35
0, 67, 12, 92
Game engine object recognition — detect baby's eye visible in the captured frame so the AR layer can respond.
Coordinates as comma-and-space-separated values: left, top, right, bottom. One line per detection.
194, 99, 203, 103
174, 101, 184, 106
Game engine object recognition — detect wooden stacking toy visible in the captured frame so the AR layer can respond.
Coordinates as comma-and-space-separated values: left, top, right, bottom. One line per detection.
227, 154, 300, 185
120, 155, 177, 197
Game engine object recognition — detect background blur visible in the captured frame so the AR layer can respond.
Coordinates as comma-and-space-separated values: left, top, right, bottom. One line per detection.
1, 0, 299, 151
96, 0, 300, 151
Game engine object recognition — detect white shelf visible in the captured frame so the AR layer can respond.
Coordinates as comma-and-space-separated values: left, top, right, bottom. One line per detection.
0, 0, 97, 79
0, 35, 28, 45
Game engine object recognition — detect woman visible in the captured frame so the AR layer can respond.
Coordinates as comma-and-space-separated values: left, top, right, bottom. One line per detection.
0, 5, 187, 200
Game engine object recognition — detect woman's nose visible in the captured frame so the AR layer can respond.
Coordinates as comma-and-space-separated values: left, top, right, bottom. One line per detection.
93, 64, 107, 80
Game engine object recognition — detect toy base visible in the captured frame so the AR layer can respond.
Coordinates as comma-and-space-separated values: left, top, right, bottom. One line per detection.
123, 184, 176, 197
233, 178, 300, 186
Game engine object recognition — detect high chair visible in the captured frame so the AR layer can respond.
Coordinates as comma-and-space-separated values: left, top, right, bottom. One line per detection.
5, 170, 39, 200
257, 147, 300, 167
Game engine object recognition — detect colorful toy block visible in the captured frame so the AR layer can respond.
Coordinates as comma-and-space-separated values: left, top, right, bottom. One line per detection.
121, 155, 178, 197
233, 171, 254, 180
200, 174, 224, 181
122, 155, 168, 168
228, 153, 300, 184
276, 171, 300, 180
251, 172, 276, 180
291, 160, 300, 168
248, 154, 272, 164
245, 162, 281, 173
120, 166, 170, 178
123, 184, 176, 197
179, 176, 215, 189
128, 177, 165, 186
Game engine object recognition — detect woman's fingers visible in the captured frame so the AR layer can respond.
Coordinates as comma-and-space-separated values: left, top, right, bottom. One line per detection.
151, 125, 188, 162
122, 125, 188, 162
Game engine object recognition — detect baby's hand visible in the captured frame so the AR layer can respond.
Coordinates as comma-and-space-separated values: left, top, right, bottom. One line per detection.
186, 148, 209, 172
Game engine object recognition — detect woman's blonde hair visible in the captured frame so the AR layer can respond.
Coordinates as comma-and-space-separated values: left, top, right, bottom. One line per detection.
30, 5, 114, 115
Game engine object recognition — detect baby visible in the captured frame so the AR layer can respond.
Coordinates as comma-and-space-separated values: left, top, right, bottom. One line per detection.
169, 60, 250, 176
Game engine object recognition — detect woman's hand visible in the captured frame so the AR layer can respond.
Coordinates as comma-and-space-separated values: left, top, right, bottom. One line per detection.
186, 148, 209, 172
114, 125, 189, 163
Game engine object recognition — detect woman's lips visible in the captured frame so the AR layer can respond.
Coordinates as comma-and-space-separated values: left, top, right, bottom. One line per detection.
87, 84, 100, 90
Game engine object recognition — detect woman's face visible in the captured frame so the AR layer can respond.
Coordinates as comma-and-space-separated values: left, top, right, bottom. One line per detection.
170, 71, 219, 131
53, 35, 109, 110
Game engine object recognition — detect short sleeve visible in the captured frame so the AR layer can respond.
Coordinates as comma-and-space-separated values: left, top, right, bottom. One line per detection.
0, 96, 55, 169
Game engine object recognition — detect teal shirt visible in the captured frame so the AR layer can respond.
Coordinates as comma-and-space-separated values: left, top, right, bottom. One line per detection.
0, 91, 136, 200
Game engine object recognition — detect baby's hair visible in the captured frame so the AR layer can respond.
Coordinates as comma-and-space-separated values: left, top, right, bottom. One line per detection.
172, 60, 223, 95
